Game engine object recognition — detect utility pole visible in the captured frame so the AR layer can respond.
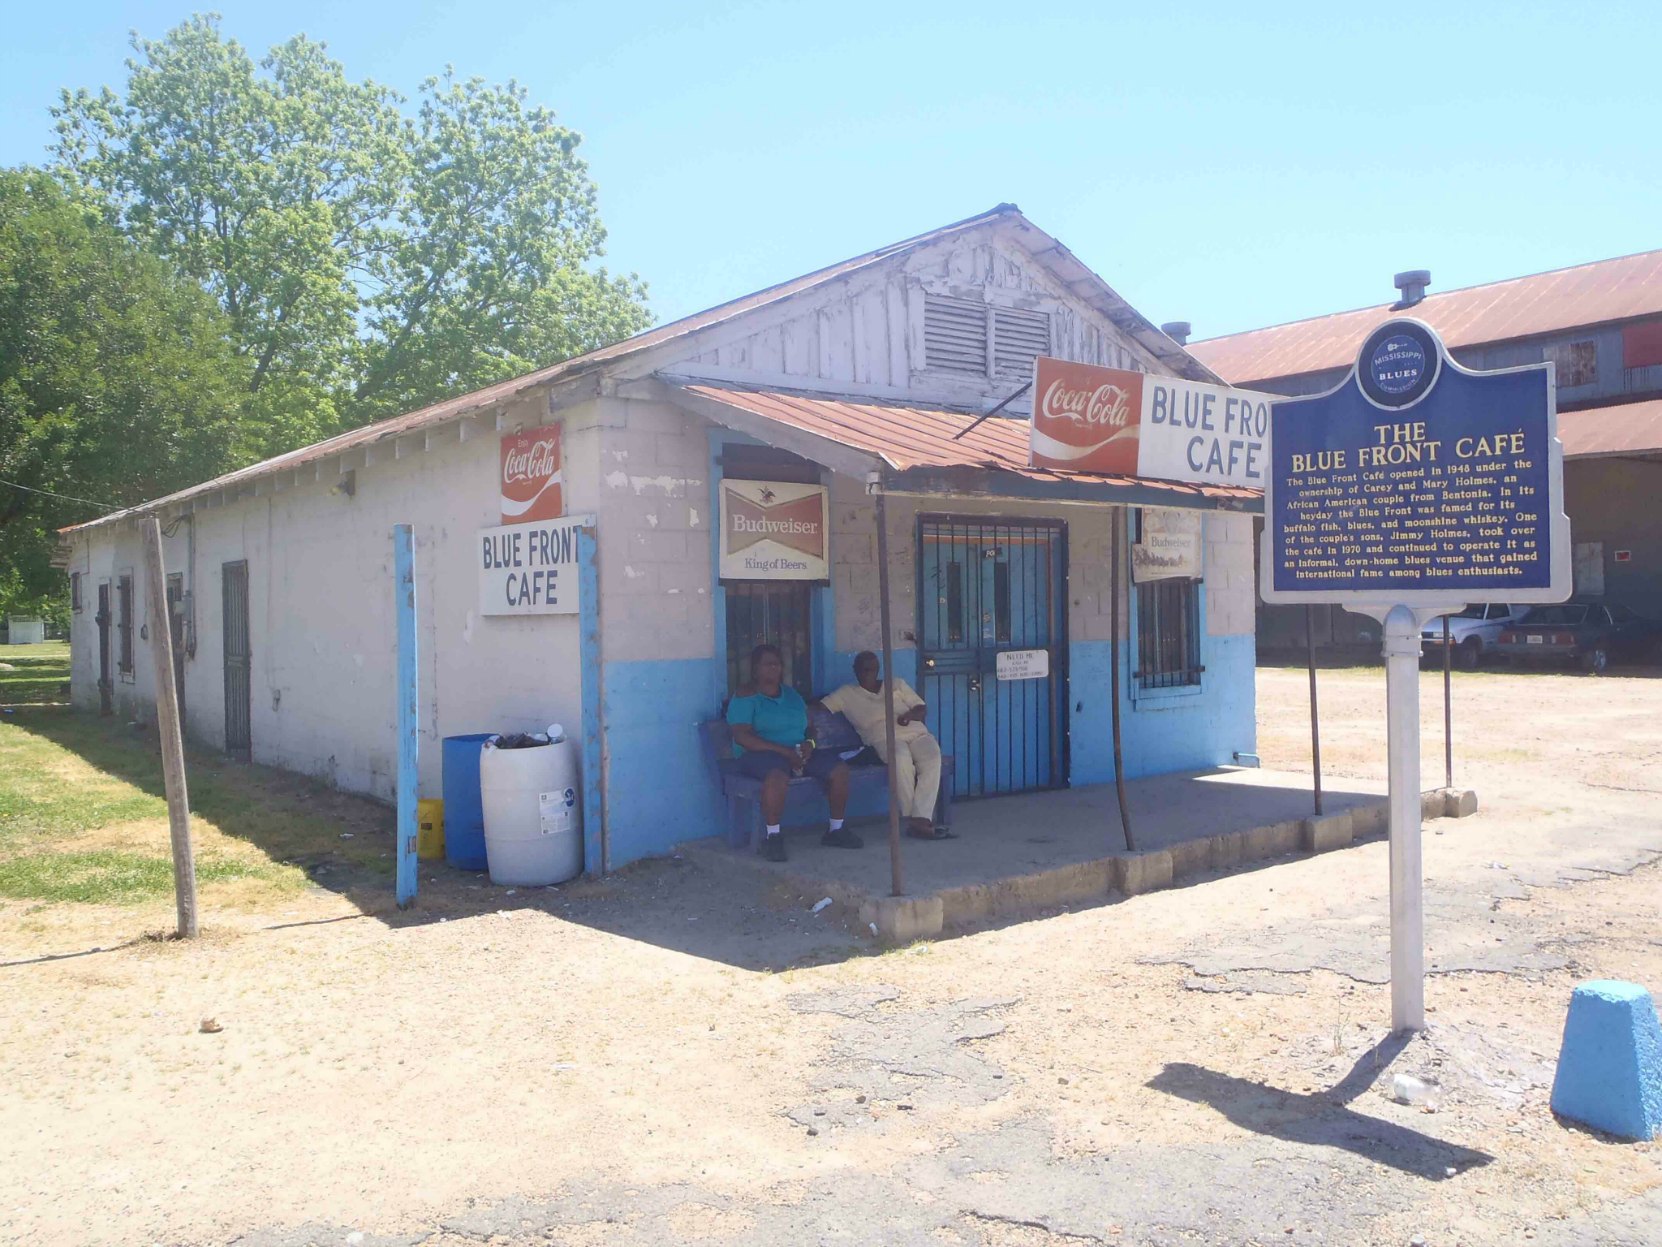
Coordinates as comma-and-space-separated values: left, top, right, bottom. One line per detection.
142, 517, 198, 938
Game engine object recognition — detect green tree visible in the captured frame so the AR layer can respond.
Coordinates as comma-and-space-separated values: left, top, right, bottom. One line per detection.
0, 169, 250, 614
52, 14, 650, 441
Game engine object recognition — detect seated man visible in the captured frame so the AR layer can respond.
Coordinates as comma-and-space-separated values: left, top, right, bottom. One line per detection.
726, 643, 859, 862
816, 651, 950, 840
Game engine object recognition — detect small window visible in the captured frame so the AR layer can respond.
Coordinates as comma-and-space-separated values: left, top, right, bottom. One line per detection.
1134, 512, 1202, 690
71, 572, 82, 613
945, 562, 965, 645
117, 573, 135, 675
1543, 339, 1597, 388
992, 559, 1011, 645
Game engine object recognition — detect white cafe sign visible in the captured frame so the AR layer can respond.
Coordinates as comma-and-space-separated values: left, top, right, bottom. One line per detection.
478, 515, 592, 616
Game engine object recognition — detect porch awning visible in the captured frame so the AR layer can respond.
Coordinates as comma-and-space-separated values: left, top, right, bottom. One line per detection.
663, 377, 1262, 512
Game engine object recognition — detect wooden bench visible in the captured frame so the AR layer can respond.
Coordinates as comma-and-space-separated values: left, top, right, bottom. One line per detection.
699, 706, 955, 851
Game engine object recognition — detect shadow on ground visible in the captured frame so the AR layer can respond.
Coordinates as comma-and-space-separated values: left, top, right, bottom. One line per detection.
1148, 1036, 1495, 1181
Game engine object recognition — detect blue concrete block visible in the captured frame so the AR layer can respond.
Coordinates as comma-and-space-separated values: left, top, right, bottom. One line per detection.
1550, 980, 1662, 1141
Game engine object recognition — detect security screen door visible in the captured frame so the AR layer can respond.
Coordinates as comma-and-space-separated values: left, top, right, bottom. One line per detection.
917, 517, 1065, 797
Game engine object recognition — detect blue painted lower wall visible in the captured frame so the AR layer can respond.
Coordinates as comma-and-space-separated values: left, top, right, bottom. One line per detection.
600, 657, 726, 869
1068, 632, 1257, 783
598, 634, 1257, 869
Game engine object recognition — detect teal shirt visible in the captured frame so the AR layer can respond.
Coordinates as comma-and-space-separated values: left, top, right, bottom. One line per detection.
726, 686, 808, 756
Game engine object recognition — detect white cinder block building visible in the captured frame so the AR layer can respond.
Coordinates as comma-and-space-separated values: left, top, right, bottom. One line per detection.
62, 205, 1260, 870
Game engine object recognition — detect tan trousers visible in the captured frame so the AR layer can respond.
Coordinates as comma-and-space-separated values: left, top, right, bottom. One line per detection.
880, 732, 943, 821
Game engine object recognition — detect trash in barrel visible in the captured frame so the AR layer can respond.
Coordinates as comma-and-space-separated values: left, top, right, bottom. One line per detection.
480, 723, 583, 887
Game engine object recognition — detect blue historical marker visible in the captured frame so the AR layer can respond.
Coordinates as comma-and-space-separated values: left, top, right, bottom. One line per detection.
1264, 317, 1570, 606
1261, 319, 1569, 1034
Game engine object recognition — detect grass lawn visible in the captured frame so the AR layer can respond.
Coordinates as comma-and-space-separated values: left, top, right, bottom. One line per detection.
0, 644, 399, 910
0, 640, 72, 706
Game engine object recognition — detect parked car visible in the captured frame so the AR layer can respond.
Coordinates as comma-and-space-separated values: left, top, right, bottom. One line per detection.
1420, 603, 1530, 669
1493, 600, 1662, 674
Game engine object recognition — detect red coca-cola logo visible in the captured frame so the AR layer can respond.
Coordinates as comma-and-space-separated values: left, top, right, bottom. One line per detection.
501, 426, 564, 523
1029, 357, 1144, 474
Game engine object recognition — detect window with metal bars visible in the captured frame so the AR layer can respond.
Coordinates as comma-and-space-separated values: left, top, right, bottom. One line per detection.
1133, 514, 1202, 690
724, 581, 815, 697
117, 573, 134, 676
923, 295, 1051, 381
71, 572, 82, 612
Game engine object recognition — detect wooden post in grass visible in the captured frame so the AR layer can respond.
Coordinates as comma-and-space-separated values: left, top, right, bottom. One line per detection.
142, 517, 198, 938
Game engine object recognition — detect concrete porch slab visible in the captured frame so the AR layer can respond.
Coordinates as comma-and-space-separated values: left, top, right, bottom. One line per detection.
682, 767, 1469, 943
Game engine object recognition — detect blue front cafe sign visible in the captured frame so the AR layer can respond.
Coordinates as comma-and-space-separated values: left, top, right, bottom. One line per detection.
1262, 317, 1571, 607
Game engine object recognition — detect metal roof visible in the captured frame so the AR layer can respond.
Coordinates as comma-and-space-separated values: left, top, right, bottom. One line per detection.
1558, 397, 1662, 459
1190, 249, 1662, 384
65, 204, 1215, 534
668, 380, 1259, 505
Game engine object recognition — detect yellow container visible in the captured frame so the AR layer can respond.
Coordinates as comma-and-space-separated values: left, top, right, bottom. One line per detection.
417, 798, 445, 860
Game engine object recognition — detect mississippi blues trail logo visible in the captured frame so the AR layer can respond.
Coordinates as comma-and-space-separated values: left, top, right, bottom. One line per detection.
718, 480, 829, 581
500, 425, 564, 524
1360, 321, 1441, 409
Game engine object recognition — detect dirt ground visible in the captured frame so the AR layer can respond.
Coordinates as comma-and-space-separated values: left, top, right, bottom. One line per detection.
2, 666, 1660, 1246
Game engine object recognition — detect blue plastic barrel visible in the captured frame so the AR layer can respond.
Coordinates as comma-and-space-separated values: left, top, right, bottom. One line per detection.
442, 733, 494, 870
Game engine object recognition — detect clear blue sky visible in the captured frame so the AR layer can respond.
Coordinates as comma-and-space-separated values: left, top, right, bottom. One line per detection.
2, 1, 1657, 341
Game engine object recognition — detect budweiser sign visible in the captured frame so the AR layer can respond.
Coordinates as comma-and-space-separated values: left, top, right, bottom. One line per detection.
500, 426, 564, 524
718, 480, 829, 582
1028, 356, 1271, 490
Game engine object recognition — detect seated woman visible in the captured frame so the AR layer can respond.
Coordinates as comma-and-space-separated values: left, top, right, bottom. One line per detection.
726, 644, 858, 862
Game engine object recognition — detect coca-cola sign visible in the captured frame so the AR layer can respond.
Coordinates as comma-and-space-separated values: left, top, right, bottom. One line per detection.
1029, 358, 1144, 475
1029, 356, 1270, 490
500, 426, 564, 524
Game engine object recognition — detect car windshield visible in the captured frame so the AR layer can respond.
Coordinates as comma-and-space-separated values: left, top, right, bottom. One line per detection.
1456, 605, 1487, 619
1520, 604, 1589, 626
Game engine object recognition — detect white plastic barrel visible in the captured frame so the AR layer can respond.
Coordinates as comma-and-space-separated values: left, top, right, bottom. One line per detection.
479, 737, 582, 886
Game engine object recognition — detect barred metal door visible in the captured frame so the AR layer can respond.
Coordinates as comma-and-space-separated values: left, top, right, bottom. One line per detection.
222, 561, 251, 759
917, 517, 1066, 797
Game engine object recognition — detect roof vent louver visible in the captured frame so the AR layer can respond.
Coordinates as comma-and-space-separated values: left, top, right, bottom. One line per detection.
924, 295, 989, 375
1160, 321, 1192, 346
992, 307, 1051, 377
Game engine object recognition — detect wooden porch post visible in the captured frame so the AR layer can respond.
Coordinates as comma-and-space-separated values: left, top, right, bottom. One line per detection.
874, 490, 905, 897
1110, 506, 1135, 851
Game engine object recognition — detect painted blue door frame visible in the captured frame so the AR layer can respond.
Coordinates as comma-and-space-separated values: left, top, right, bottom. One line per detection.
916, 515, 1068, 798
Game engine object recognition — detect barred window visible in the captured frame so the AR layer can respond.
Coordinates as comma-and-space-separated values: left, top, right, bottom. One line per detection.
1133, 513, 1202, 690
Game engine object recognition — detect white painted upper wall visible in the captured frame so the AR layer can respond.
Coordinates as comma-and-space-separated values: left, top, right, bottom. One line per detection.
624, 220, 1170, 411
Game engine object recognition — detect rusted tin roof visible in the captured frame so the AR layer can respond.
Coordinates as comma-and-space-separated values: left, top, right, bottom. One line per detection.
1559, 397, 1662, 459
671, 380, 1259, 503
65, 203, 1215, 533
1190, 249, 1662, 384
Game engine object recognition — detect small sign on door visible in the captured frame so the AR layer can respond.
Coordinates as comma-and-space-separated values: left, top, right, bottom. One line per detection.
995, 649, 1049, 681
